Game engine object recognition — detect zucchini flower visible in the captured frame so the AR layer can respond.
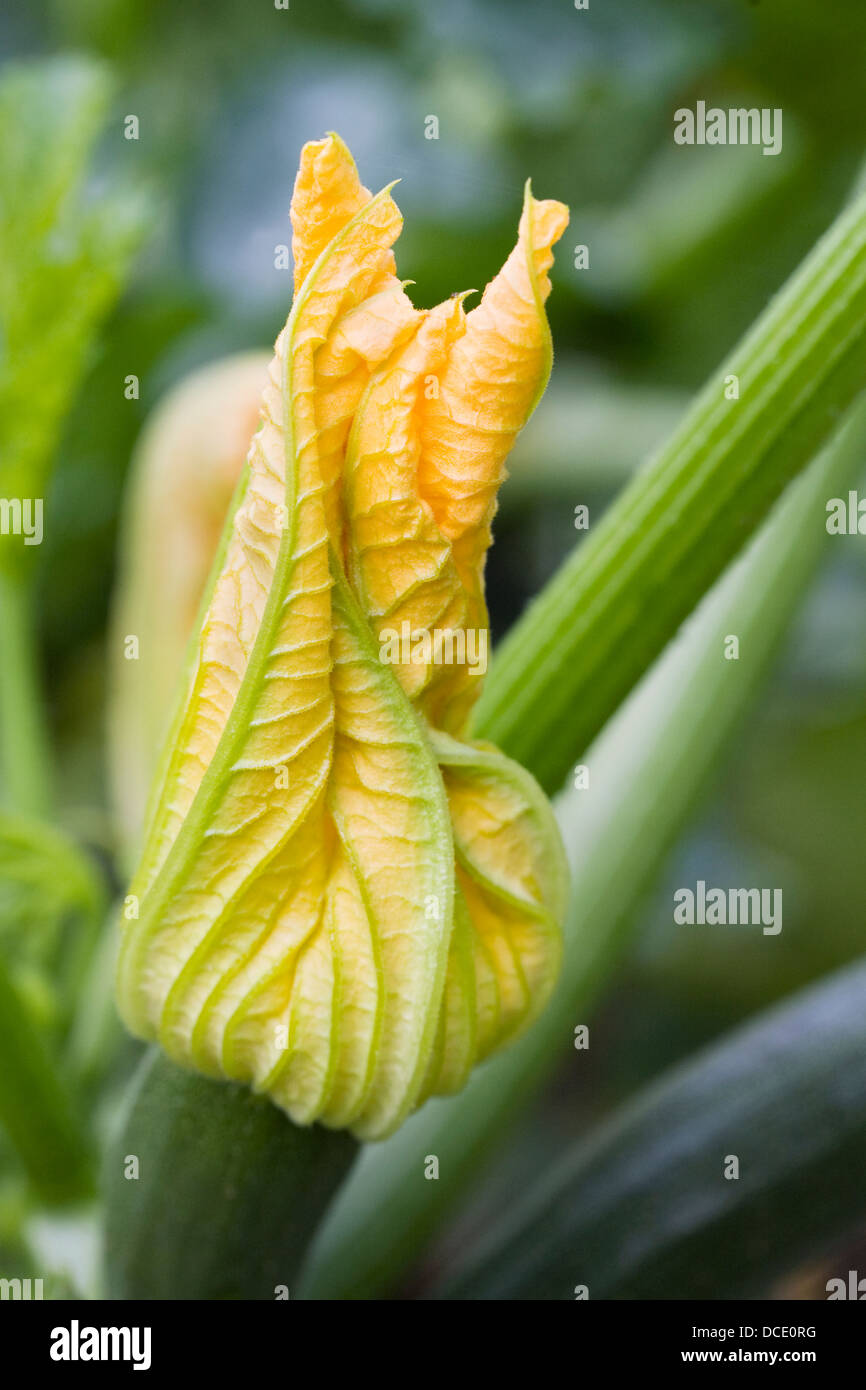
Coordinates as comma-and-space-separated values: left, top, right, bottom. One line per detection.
115, 134, 570, 1140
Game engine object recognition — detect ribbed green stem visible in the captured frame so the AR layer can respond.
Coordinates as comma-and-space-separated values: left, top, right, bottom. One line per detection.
472, 181, 866, 791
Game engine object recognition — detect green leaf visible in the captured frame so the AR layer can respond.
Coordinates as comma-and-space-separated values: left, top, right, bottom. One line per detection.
440, 956, 866, 1300
0, 56, 147, 528
0, 950, 93, 1206
0, 809, 106, 1036
0, 810, 107, 1193
472, 179, 866, 793
300, 395, 866, 1299
103, 1049, 357, 1299
0, 811, 104, 959
0, 56, 148, 816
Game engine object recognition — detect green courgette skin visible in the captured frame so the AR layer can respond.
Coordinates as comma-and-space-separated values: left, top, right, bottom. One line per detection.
442, 960, 866, 1300
104, 1049, 357, 1299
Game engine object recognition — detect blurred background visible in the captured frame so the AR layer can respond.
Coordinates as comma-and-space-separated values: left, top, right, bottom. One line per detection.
3, 0, 866, 1298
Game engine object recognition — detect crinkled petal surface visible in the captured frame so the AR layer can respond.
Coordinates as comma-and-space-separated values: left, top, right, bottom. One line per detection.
115, 135, 569, 1140
109, 351, 270, 863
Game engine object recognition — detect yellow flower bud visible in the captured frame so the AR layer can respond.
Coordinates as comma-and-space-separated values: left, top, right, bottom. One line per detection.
115, 134, 570, 1140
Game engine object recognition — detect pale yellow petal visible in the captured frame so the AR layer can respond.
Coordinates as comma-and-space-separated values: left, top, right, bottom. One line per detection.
431, 730, 567, 1065
109, 352, 269, 862
117, 189, 404, 1078
324, 570, 454, 1139
416, 886, 477, 1100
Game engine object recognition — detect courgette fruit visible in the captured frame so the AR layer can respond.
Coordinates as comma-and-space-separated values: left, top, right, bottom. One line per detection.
104, 1049, 357, 1299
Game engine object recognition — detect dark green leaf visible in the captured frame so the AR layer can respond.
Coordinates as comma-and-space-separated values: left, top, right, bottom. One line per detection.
0, 953, 93, 1205
441, 959, 866, 1300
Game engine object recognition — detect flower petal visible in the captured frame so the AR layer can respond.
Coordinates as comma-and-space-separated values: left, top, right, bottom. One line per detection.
429, 729, 568, 1071
117, 186, 404, 1062
291, 132, 389, 293
109, 352, 270, 861
417, 187, 569, 729
320, 570, 454, 1139
344, 295, 469, 700
315, 280, 422, 549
